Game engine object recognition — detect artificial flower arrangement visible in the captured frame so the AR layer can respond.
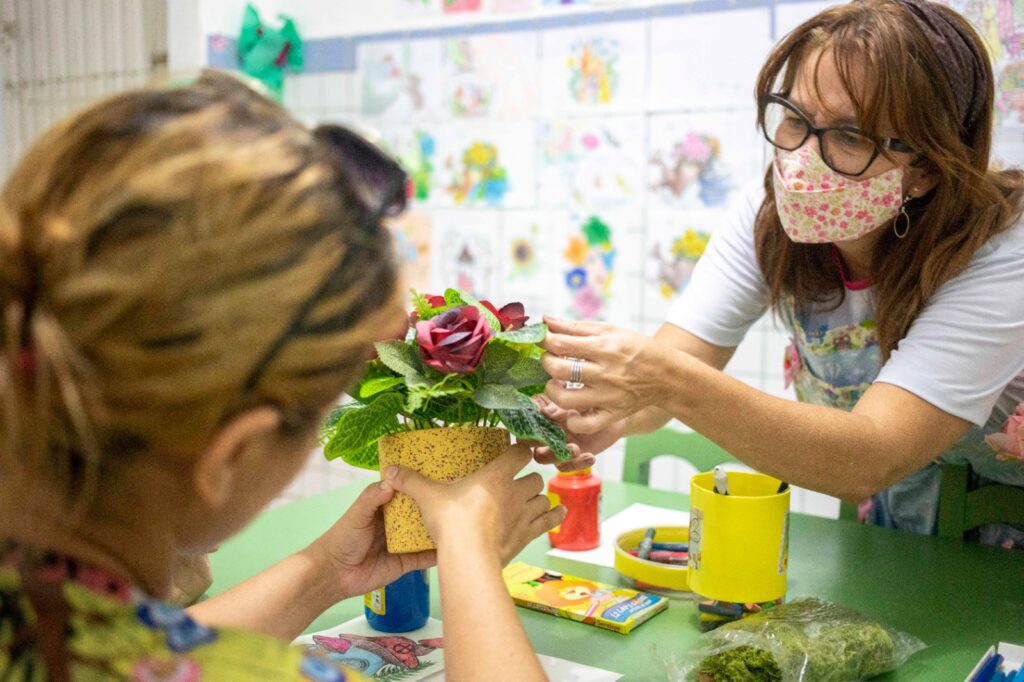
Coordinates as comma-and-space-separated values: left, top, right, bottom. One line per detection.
320, 288, 571, 552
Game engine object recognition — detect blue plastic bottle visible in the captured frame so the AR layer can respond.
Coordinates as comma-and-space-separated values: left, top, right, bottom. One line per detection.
364, 569, 430, 632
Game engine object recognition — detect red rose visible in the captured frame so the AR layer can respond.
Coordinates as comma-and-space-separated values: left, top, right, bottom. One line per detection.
409, 294, 449, 325
415, 306, 493, 374
481, 300, 529, 331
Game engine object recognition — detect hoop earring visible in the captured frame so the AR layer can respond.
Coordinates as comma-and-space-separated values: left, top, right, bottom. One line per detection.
893, 194, 912, 239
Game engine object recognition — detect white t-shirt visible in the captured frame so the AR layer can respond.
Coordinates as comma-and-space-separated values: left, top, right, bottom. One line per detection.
667, 182, 1024, 429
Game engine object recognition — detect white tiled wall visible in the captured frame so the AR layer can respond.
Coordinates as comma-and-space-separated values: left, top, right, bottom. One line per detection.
268, 66, 841, 520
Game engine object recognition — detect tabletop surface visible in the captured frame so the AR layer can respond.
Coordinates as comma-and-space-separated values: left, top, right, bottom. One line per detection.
209, 477, 1024, 681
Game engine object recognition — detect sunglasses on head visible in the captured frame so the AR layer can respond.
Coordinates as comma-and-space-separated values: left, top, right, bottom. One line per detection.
242, 125, 408, 393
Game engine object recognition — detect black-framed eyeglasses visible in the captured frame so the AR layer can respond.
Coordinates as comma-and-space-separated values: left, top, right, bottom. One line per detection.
242, 124, 408, 392
758, 93, 915, 177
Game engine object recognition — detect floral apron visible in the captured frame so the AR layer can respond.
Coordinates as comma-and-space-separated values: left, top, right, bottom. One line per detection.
781, 301, 1024, 547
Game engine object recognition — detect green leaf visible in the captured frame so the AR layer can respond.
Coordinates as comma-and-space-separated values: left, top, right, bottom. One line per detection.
456, 289, 502, 333
481, 342, 521, 382
406, 382, 466, 413
359, 376, 405, 399
505, 356, 550, 388
443, 288, 465, 306
319, 402, 360, 444
495, 322, 547, 344
375, 339, 423, 379
496, 393, 572, 461
323, 393, 404, 469
472, 383, 524, 410
410, 290, 435, 321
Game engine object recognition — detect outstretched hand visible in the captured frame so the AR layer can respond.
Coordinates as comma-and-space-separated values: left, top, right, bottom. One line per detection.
532, 393, 626, 471
539, 316, 663, 435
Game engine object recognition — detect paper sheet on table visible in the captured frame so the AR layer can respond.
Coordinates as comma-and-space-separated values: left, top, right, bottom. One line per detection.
433, 654, 620, 681
547, 502, 690, 568
296, 615, 620, 681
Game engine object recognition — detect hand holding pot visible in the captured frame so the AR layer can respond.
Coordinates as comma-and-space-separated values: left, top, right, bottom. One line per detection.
385, 443, 566, 564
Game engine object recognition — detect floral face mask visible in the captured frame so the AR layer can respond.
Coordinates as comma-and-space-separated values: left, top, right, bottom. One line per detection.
772, 146, 905, 243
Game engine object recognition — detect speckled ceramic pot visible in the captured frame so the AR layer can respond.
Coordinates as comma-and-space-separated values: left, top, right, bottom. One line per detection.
378, 426, 510, 553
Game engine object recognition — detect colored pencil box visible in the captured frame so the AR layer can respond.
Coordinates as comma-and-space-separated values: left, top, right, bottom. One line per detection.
501, 561, 668, 635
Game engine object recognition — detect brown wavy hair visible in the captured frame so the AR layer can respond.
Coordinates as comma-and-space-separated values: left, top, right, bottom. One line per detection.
754, 0, 1024, 358
0, 71, 399, 516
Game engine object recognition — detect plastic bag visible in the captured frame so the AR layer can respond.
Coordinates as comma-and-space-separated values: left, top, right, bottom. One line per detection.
661, 597, 926, 682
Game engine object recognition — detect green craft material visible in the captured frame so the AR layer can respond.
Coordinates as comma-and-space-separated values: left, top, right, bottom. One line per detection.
694, 598, 924, 682
238, 3, 303, 101
697, 646, 782, 682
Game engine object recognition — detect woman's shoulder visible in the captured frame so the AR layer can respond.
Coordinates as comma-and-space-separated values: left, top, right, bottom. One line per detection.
973, 205, 1024, 261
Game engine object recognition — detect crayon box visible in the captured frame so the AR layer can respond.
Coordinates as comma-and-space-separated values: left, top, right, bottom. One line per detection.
501, 562, 668, 635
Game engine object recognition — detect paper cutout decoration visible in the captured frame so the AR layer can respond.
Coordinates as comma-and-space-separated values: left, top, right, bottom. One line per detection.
238, 3, 303, 101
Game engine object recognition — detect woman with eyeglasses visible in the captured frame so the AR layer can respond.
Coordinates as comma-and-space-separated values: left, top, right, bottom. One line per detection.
537, 0, 1024, 545
0, 71, 558, 680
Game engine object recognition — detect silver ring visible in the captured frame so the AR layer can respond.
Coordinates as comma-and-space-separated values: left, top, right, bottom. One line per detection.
566, 357, 585, 390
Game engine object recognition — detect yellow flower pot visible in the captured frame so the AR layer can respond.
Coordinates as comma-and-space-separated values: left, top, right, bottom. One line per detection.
377, 426, 510, 553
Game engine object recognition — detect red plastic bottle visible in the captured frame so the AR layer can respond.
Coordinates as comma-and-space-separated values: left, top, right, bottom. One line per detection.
547, 468, 601, 550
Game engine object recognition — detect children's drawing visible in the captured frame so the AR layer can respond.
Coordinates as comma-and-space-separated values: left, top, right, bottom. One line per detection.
444, 0, 482, 12
541, 22, 646, 113
649, 132, 731, 208
539, 117, 644, 207
357, 40, 442, 120
309, 633, 442, 679
296, 617, 445, 682
445, 141, 509, 206
381, 129, 437, 203
568, 36, 619, 106
388, 212, 432, 296
649, 227, 710, 300
436, 121, 535, 208
563, 216, 616, 320
498, 212, 556, 312
642, 208, 725, 323
432, 212, 499, 300
647, 112, 763, 210
444, 33, 538, 117
648, 10, 771, 111
997, 60, 1024, 124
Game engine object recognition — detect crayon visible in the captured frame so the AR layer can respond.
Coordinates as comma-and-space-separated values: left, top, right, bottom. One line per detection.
627, 549, 688, 564
651, 542, 688, 551
637, 528, 656, 560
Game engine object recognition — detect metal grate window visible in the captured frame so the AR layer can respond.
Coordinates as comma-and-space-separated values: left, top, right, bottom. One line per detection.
0, 0, 167, 179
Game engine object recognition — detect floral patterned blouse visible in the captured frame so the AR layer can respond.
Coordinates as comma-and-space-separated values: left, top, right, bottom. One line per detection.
0, 542, 367, 681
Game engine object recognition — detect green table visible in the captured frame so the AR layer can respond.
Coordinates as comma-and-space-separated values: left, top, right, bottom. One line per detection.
209, 478, 1024, 681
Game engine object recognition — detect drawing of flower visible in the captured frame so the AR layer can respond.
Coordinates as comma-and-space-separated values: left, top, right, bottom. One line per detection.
564, 235, 589, 266
565, 268, 587, 290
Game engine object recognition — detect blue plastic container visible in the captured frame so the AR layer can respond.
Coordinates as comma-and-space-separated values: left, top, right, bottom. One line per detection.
364, 569, 430, 633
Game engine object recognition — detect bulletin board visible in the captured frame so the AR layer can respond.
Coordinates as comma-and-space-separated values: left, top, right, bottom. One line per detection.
209, 0, 1023, 333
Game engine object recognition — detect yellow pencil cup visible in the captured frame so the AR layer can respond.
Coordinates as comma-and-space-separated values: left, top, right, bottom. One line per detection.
688, 471, 790, 604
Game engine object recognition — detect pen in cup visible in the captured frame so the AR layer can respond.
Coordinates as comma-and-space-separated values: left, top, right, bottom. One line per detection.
713, 466, 730, 495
